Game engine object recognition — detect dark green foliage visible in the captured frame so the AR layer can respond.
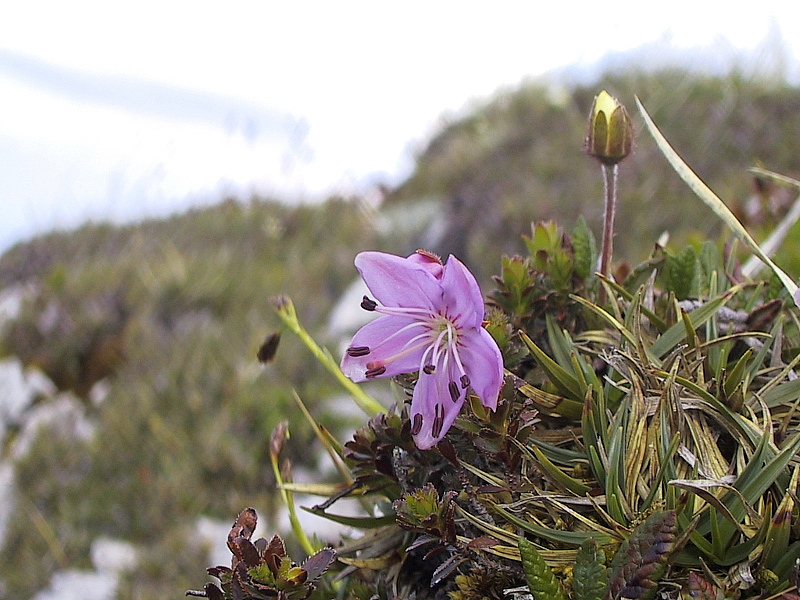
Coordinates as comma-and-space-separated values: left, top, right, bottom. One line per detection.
572, 216, 598, 283
394, 484, 457, 544
574, 539, 609, 600
664, 245, 698, 300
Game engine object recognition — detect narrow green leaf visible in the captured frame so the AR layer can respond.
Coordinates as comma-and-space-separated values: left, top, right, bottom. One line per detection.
649, 287, 739, 358
762, 378, 800, 408
772, 541, 800, 581
532, 446, 591, 496
303, 506, 397, 528
569, 295, 638, 349
723, 348, 753, 399
605, 426, 629, 523
492, 504, 614, 545
761, 467, 797, 570
520, 331, 585, 401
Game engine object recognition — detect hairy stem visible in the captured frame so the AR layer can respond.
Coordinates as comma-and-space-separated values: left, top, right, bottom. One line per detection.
598, 163, 619, 298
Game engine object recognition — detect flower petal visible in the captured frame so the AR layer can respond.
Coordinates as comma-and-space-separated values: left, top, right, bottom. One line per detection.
440, 255, 485, 329
410, 359, 466, 450
406, 251, 444, 279
458, 327, 504, 411
355, 252, 442, 311
340, 315, 428, 382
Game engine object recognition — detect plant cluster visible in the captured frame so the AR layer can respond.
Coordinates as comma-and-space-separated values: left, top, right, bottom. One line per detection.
193, 94, 800, 600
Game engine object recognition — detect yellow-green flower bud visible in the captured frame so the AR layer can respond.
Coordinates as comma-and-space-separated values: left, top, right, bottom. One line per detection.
585, 90, 634, 165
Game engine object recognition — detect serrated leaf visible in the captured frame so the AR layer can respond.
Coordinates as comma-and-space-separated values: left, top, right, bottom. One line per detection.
665, 245, 697, 301
685, 572, 719, 600
573, 216, 598, 281
518, 536, 567, 600
605, 510, 676, 600
574, 538, 608, 600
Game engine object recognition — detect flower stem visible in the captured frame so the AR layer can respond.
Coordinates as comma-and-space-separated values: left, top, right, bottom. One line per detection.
598, 163, 619, 289
271, 295, 385, 417
269, 430, 316, 556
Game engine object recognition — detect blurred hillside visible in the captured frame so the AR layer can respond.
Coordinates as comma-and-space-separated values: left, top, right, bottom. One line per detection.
0, 198, 399, 598
2, 67, 800, 599
392, 69, 800, 282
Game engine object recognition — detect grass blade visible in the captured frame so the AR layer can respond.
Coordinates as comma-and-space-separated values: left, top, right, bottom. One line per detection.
636, 97, 797, 298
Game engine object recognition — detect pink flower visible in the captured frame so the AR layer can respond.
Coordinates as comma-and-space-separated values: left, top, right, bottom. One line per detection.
340, 251, 504, 449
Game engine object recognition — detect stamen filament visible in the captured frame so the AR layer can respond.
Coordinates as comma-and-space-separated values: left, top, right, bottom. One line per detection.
373, 304, 437, 320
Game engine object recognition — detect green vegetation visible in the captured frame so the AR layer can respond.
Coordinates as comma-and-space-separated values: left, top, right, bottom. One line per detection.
3, 67, 800, 599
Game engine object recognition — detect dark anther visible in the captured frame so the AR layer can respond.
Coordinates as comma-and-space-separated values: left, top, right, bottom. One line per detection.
448, 381, 459, 402
346, 346, 371, 357
365, 365, 386, 378
432, 404, 444, 439
360, 296, 378, 311
423, 364, 436, 374
460, 374, 470, 389
411, 414, 423, 436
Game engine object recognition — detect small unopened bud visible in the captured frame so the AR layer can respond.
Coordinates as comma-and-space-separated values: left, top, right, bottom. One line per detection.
270, 421, 289, 458
585, 90, 634, 165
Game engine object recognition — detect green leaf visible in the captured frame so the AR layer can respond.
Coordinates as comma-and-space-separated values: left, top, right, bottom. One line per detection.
520, 331, 585, 401
493, 503, 615, 545
573, 538, 608, 600
573, 216, 598, 281
722, 348, 752, 400
518, 536, 567, 600
761, 468, 797, 570
303, 505, 397, 528
649, 287, 740, 359
531, 446, 591, 496
665, 245, 697, 301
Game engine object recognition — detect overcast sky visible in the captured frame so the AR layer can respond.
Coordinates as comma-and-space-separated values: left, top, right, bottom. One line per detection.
1, 0, 799, 252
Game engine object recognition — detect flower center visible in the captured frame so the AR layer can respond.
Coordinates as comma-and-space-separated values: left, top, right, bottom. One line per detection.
346, 298, 469, 393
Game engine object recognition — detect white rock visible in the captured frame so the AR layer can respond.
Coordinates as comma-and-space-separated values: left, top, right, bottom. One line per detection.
31, 570, 117, 600
196, 516, 233, 569
91, 538, 138, 574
